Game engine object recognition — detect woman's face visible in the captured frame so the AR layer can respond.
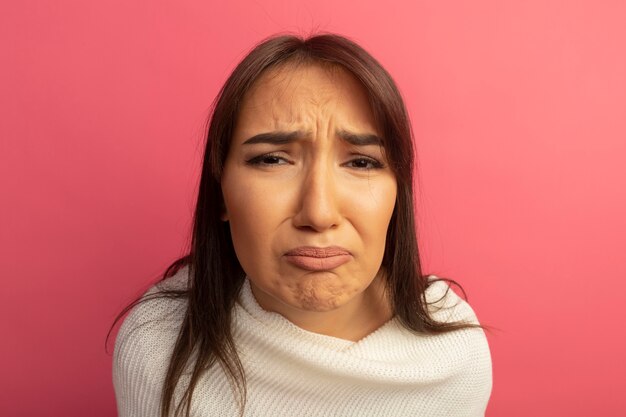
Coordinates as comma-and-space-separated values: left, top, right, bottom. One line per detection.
221, 63, 397, 321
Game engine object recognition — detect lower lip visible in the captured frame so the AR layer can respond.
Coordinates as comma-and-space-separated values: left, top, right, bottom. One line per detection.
284, 254, 352, 271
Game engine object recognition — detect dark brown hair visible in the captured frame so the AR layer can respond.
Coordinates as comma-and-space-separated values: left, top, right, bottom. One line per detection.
111, 32, 487, 417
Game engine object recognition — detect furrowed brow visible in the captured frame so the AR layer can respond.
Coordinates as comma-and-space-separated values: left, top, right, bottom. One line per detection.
337, 130, 384, 147
241, 129, 383, 147
242, 131, 309, 145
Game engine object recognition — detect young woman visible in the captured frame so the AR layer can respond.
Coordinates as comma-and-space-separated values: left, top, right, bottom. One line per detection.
112, 33, 492, 417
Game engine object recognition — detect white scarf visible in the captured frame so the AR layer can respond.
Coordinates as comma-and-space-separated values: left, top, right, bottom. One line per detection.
114, 269, 492, 417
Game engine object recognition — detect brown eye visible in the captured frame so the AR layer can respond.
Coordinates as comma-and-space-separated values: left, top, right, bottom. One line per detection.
260, 156, 281, 165
345, 157, 384, 170
246, 153, 290, 166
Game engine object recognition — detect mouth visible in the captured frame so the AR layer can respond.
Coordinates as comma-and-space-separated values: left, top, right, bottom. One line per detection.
284, 246, 352, 271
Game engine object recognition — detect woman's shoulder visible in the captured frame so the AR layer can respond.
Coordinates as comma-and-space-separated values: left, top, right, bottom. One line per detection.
112, 266, 190, 416
117, 266, 190, 332
422, 275, 492, 403
424, 274, 482, 326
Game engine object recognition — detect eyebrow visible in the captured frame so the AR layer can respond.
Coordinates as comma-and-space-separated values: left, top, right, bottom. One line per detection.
242, 130, 384, 147
337, 130, 384, 146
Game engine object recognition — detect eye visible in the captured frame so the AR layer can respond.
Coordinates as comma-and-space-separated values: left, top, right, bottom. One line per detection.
344, 157, 385, 170
245, 153, 291, 166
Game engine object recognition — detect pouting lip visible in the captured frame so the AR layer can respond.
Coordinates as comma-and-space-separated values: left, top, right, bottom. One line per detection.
284, 246, 351, 258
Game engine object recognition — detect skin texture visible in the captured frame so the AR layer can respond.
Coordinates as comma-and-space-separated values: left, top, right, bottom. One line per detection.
220, 63, 397, 341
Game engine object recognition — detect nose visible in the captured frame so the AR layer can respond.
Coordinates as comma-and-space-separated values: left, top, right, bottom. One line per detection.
292, 162, 342, 233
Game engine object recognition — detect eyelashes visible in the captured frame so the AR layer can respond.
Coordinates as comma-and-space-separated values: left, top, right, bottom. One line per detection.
245, 153, 386, 170
345, 157, 385, 170
246, 153, 289, 166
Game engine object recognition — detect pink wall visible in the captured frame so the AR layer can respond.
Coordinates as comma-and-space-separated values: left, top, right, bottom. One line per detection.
2, 1, 625, 416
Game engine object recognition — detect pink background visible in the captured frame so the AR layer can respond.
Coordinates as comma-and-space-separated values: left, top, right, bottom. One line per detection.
2, 1, 625, 416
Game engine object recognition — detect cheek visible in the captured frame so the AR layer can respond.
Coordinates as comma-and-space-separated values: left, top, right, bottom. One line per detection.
353, 180, 397, 241
221, 176, 285, 272
341, 178, 396, 278
224, 187, 264, 239
362, 184, 396, 268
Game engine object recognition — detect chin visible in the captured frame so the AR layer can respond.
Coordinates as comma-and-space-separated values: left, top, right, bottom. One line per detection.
295, 297, 343, 312
291, 281, 353, 312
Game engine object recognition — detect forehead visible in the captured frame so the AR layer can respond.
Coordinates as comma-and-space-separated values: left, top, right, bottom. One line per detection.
234, 63, 379, 136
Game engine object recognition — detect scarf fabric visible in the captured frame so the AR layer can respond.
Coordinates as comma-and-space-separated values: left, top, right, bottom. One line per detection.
113, 268, 492, 416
